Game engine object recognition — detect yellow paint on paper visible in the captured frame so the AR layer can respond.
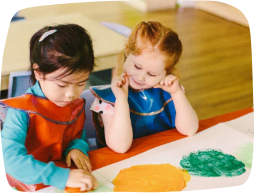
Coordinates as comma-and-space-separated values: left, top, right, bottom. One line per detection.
112, 164, 190, 192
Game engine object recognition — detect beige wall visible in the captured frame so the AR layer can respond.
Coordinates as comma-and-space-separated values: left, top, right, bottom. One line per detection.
196, 1, 249, 27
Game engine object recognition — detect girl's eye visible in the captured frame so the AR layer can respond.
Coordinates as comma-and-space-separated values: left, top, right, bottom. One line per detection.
57, 84, 66, 88
148, 73, 156, 77
78, 84, 85, 87
135, 64, 141, 69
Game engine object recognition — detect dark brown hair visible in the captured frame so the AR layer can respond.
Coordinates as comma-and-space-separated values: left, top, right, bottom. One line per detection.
125, 21, 182, 75
29, 24, 95, 84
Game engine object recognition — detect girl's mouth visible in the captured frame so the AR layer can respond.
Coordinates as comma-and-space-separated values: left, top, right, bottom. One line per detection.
62, 101, 71, 105
131, 77, 143, 85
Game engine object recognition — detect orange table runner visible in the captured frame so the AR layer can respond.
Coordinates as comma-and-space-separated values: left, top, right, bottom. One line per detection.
88, 107, 253, 171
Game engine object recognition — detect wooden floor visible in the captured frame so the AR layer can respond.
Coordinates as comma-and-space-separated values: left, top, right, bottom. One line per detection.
19, 1, 253, 120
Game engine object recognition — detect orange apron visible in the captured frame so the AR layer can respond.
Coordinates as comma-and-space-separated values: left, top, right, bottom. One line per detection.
2, 93, 86, 190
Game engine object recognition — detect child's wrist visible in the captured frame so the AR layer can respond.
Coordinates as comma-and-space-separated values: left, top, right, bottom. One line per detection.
115, 95, 128, 102
170, 88, 184, 97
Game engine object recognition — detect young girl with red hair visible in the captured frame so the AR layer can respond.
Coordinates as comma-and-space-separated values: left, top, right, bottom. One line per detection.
90, 21, 199, 153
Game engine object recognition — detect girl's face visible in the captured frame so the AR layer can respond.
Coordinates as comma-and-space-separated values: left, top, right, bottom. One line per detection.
123, 51, 167, 90
35, 67, 89, 107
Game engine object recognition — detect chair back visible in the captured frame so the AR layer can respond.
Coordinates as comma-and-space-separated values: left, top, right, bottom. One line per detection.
80, 89, 98, 150
1, 71, 31, 129
0, 103, 9, 130
8, 71, 31, 98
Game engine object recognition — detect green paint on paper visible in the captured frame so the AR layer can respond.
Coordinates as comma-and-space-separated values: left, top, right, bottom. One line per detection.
180, 149, 246, 177
53, 182, 112, 193
92, 186, 112, 192
235, 142, 253, 169
87, 182, 113, 193
86, 182, 112, 192
11, 187, 18, 190
54, 188, 64, 193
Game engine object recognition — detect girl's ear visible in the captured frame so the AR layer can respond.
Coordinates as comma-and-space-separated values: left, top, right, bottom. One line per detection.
33, 63, 43, 81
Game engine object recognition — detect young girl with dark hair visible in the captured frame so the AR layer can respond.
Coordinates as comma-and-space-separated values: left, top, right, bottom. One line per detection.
90, 21, 199, 153
1, 24, 97, 191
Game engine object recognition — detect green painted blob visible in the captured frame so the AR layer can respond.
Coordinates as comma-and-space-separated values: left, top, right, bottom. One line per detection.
235, 142, 253, 169
180, 149, 246, 177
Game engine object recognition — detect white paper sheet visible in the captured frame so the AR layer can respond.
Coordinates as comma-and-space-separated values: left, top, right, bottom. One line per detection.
94, 123, 253, 191
223, 112, 254, 138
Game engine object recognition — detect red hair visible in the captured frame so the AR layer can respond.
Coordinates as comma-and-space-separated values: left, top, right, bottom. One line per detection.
125, 21, 182, 75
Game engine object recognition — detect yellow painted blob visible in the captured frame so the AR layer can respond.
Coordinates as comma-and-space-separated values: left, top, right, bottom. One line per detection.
112, 164, 191, 192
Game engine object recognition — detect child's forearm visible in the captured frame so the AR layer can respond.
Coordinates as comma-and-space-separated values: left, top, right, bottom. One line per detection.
171, 89, 199, 136
2, 108, 70, 189
2, 136, 70, 190
105, 98, 133, 153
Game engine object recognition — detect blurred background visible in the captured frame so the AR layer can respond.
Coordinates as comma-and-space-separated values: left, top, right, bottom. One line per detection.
0, 0, 253, 121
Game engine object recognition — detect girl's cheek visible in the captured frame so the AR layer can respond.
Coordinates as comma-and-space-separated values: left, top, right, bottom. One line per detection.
123, 61, 133, 74
123, 66, 129, 74
123, 68, 129, 76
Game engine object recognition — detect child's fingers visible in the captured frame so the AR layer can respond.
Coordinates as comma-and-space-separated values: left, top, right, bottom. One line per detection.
122, 74, 127, 84
80, 183, 88, 191
81, 158, 92, 173
165, 77, 172, 87
66, 153, 71, 167
66, 169, 94, 191
113, 76, 125, 87
80, 176, 94, 190
160, 78, 165, 85
70, 156, 92, 172
124, 74, 129, 86
73, 159, 82, 169
120, 72, 126, 77
80, 181, 91, 191
72, 157, 85, 170
93, 180, 99, 189
165, 75, 178, 87
119, 73, 126, 84
80, 159, 87, 171
117, 80, 123, 87
114, 78, 122, 87
153, 84, 163, 89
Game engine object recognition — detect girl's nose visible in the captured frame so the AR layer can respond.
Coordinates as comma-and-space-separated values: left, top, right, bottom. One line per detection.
137, 73, 146, 82
65, 88, 77, 101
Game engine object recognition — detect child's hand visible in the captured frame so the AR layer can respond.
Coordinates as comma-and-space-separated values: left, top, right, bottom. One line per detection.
66, 169, 98, 191
111, 72, 129, 99
66, 149, 92, 172
154, 74, 181, 94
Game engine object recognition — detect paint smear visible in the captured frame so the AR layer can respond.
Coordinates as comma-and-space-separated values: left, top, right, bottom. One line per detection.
112, 164, 190, 192
55, 188, 64, 193
180, 149, 246, 177
91, 183, 113, 192
235, 142, 253, 169
64, 182, 112, 193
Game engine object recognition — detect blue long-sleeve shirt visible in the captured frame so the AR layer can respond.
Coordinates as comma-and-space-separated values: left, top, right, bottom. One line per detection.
1, 82, 89, 190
